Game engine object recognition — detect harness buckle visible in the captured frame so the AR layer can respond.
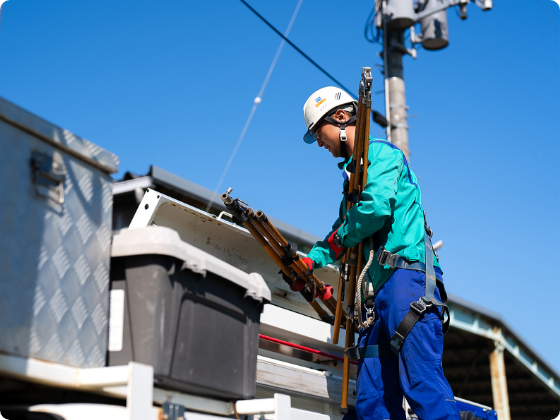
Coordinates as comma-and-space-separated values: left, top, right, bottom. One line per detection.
376, 246, 395, 267
420, 296, 434, 307
364, 297, 376, 323
410, 300, 427, 315
345, 346, 361, 361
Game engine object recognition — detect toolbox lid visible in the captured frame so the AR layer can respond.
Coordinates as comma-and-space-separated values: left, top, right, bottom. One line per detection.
0, 96, 119, 174
112, 226, 271, 302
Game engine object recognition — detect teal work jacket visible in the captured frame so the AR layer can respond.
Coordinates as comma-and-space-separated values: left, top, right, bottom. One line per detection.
307, 138, 441, 293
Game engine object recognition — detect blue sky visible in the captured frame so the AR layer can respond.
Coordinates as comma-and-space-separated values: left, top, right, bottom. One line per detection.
1, 0, 559, 374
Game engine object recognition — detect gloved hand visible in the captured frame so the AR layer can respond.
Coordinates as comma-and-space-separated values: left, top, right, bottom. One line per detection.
320, 285, 333, 301
301, 257, 333, 301
327, 229, 346, 259
290, 256, 314, 292
279, 270, 306, 292
290, 277, 306, 292
301, 257, 314, 274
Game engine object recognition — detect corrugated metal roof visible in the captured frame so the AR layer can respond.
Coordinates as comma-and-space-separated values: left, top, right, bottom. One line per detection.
114, 166, 321, 247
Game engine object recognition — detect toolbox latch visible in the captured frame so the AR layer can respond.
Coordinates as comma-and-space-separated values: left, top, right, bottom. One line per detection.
30, 151, 67, 204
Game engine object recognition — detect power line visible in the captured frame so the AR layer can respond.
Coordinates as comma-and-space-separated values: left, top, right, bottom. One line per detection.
205, 0, 304, 212
533, 0, 560, 34
238, 0, 358, 100
238, 0, 388, 128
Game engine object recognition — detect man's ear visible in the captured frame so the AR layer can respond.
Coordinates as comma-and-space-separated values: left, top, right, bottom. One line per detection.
334, 109, 347, 122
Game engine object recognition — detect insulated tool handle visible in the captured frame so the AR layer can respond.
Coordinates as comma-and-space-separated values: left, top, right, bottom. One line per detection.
335, 87, 367, 347
340, 262, 357, 414
222, 191, 331, 322
332, 251, 348, 345
256, 210, 340, 312
251, 210, 339, 321
340, 68, 373, 414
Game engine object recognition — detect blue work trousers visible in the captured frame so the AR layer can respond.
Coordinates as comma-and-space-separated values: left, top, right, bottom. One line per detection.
349, 267, 460, 420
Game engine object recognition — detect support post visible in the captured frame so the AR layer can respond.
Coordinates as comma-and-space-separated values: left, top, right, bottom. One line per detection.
384, 27, 410, 161
126, 362, 155, 420
489, 338, 510, 420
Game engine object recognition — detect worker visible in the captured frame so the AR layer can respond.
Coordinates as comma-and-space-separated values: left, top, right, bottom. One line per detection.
300, 86, 461, 420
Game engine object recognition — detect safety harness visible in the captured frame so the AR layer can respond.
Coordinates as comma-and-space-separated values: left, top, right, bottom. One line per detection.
345, 215, 450, 361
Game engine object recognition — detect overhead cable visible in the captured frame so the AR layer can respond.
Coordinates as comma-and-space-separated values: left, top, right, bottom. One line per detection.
239, 0, 388, 128
533, 0, 560, 34
238, 0, 357, 100
205, 0, 304, 212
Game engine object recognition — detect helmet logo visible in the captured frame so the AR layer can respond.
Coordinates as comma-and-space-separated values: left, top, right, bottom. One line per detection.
315, 96, 326, 107
335, 92, 341, 100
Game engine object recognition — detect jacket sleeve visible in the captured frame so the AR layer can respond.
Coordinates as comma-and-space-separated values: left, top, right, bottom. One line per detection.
306, 200, 345, 268
337, 145, 403, 248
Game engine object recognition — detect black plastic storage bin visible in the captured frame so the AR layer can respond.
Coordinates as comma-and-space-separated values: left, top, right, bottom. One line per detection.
108, 227, 271, 400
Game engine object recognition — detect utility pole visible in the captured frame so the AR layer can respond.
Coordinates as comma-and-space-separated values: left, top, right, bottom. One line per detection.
379, 0, 493, 161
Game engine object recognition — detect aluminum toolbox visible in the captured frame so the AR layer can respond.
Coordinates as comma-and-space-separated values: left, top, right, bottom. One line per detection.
0, 97, 119, 368
108, 226, 271, 400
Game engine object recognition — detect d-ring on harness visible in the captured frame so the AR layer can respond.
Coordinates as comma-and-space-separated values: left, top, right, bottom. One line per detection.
344, 214, 450, 361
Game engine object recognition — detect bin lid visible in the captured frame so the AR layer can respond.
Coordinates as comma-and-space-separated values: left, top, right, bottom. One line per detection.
0, 96, 119, 174
112, 226, 271, 302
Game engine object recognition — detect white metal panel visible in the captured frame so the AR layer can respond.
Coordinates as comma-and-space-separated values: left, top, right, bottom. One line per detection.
112, 176, 154, 195
127, 363, 154, 420
236, 397, 276, 414
78, 365, 130, 387
260, 303, 358, 354
257, 356, 356, 406
291, 408, 330, 420
128, 190, 341, 320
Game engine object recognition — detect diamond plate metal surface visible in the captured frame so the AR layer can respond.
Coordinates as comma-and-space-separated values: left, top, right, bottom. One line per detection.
0, 99, 117, 368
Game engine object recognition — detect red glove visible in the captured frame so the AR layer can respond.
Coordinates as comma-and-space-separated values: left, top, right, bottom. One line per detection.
320, 285, 333, 301
301, 257, 314, 273
327, 229, 346, 259
290, 278, 306, 292
300, 257, 333, 301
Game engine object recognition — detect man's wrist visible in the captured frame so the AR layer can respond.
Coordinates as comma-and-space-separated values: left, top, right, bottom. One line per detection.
332, 232, 343, 249
327, 229, 346, 258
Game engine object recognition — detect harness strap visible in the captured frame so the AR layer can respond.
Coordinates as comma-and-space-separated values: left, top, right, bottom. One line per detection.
345, 343, 393, 361
390, 295, 442, 354
376, 247, 426, 272
376, 221, 450, 355
424, 230, 437, 301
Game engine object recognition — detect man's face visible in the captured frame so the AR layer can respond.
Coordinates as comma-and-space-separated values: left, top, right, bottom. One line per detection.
315, 121, 343, 158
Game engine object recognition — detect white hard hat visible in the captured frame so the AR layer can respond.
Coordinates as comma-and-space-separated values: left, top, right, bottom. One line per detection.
302, 86, 356, 144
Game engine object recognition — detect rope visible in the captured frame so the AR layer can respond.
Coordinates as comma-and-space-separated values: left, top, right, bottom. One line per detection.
205, 0, 304, 212
355, 236, 376, 329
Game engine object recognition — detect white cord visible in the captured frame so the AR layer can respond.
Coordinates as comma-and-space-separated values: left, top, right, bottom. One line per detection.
355, 236, 376, 329
205, 0, 304, 212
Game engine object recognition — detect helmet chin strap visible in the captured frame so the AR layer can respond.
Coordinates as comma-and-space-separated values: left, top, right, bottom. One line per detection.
339, 124, 348, 159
